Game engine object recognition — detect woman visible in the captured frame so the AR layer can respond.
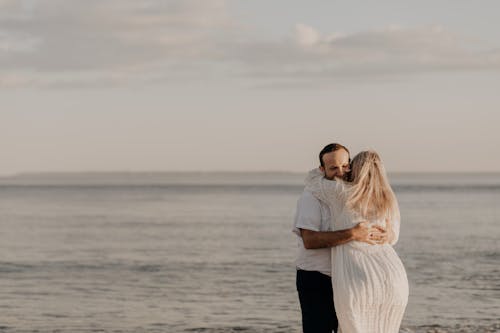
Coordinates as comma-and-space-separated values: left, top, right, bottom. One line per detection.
305, 150, 408, 333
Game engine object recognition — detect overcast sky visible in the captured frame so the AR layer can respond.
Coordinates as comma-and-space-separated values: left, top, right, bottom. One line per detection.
1, 0, 500, 175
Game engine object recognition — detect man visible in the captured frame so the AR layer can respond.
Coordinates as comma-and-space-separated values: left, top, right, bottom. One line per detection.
293, 143, 387, 333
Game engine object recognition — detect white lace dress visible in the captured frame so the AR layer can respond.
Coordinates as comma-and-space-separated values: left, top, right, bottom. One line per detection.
305, 170, 409, 333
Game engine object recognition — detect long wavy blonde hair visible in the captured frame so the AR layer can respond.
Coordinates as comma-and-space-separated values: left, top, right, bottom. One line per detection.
344, 150, 399, 221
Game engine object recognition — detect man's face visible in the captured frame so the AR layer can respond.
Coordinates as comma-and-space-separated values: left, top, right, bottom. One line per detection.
320, 149, 350, 180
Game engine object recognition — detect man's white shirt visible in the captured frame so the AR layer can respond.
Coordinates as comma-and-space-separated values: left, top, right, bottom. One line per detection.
293, 190, 332, 276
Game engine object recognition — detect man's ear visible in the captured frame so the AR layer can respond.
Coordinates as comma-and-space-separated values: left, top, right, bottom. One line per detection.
319, 166, 325, 173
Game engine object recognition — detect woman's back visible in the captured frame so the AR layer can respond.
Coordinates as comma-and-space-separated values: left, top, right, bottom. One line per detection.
305, 167, 408, 333
327, 180, 394, 249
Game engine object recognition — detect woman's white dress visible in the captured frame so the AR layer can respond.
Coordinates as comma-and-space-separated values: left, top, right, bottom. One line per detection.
305, 170, 409, 333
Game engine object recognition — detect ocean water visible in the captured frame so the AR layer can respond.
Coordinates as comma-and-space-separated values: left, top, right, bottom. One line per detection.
0, 172, 499, 333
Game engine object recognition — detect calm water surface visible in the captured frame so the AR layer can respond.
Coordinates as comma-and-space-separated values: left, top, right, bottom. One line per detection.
0, 172, 498, 333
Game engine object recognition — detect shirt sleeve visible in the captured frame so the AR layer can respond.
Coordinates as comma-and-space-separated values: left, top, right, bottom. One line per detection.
292, 191, 322, 237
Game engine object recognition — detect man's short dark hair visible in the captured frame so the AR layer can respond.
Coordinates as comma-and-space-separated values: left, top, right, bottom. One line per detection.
319, 143, 350, 167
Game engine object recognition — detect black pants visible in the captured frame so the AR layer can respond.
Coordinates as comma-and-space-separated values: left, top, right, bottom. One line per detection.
296, 269, 338, 333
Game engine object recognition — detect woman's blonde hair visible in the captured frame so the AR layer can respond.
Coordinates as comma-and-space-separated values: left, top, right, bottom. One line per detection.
345, 150, 399, 221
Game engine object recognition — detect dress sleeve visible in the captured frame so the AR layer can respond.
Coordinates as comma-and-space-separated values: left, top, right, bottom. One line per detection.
304, 168, 342, 204
388, 202, 401, 245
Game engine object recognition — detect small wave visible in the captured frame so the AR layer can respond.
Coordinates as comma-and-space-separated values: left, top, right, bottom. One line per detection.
402, 323, 500, 333
393, 184, 500, 193
0, 262, 35, 273
184, 327, 291, 333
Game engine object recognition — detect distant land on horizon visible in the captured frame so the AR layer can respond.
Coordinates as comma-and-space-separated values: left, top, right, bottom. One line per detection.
1, 170, 499, 186
3, 170, 500, 176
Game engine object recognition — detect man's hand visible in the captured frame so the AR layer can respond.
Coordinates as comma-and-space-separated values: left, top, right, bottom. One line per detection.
351, 221, 388, 245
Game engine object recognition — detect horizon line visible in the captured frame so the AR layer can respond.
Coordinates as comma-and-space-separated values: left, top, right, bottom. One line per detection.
1, 169, 500, 178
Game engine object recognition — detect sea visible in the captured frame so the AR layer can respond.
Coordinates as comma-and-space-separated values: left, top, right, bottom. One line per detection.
0, 172, 498, 333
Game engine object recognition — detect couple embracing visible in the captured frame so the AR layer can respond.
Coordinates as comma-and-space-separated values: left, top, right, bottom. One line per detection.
293, 143, 409, 333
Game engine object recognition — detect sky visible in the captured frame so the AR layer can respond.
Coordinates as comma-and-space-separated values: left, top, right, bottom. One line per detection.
1, 0, 500, 175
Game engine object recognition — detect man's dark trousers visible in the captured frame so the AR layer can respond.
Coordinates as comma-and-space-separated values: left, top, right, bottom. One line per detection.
296, 269, 338, 333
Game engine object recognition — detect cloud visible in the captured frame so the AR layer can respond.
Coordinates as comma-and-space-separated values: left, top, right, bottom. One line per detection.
295, 24, 321, 47
0, 0, 235, 87
236, 24, 500, 81
1, 1, 500, 88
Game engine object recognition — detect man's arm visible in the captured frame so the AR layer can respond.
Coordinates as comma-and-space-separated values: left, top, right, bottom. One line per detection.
300, 222, 387, 249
